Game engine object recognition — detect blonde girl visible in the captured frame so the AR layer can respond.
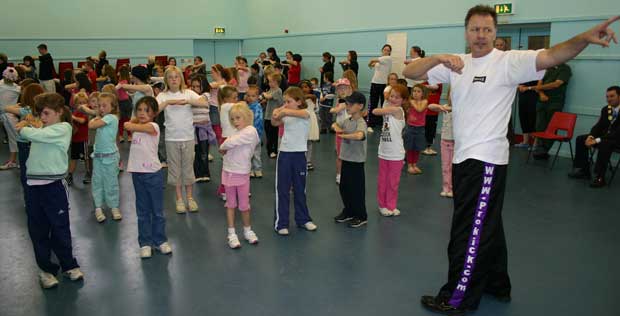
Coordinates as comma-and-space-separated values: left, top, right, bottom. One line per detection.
219, 103, 260, 248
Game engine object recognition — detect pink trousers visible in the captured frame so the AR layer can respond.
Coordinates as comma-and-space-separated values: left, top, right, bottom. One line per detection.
440, 139, 454, 193
377, 158, 404, 210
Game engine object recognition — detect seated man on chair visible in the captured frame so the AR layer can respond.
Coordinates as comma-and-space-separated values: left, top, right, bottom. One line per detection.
569, 85, 620, 188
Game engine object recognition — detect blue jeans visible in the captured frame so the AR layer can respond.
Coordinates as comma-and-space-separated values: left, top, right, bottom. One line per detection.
132, 170, 167, 247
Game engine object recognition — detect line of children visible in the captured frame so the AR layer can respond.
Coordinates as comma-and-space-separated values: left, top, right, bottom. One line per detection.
373, 84, 408, 216
219, 103, 260, 248
332, 91, 368, 227
272, 87, 317, 235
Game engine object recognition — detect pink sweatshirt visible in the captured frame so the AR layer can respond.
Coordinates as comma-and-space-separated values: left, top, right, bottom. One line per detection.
220, 125, 259, 174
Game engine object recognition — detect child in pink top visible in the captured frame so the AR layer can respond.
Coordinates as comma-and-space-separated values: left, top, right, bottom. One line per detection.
403, 84, 428, 174
219, 103, 260, 249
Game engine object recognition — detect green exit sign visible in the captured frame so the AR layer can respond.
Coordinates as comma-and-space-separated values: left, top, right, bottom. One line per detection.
494, 3, 514, 15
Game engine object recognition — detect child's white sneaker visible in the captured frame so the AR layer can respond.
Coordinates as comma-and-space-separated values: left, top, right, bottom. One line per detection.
156, 242, 172, 255
94, 208, 106, 223
392, 209, 401, 216
301, 222, 318, 231
244, 230, 259, 244
220, 193, 227, 201
277, 228, 289, 236
63, 268, 84, 281
175, 199, 187, 214
140, 246, 152, 259
208, 153, 214, 161
336, 174, 341, 184
227, 234, 241, 249
188, 198, 199, 212
111, 208, 122, 220
39, 272, 58, 289
379, 208, 393, 217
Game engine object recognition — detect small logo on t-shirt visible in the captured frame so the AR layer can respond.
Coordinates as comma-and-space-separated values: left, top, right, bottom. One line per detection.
473, 76, 487, 83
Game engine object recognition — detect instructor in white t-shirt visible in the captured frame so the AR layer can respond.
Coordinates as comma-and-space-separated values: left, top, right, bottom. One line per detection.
367, 44, 393, 131
403, 5, 619, 315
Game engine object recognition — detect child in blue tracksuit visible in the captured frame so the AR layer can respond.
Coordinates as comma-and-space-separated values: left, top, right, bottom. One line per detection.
271, 87, 317, 235
245, 85, 264, 178
88, 92, 121, 223
17, 92, 83, 289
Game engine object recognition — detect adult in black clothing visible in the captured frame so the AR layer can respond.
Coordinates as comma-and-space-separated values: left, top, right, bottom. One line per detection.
516, 81, 539, 147
569, 86, 620, 188
339, 50, 359, 77
35, 44, 56, 92
94, 50, 109, 76
319, 52, 335, 86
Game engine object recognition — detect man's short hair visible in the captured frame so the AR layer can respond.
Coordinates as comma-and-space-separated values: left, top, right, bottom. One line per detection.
37, 43, 47, 50
465, 5, 497, 27
607, 85, 620, 95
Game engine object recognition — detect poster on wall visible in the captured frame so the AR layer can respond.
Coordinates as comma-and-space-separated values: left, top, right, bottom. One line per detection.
386, 32, 407, 79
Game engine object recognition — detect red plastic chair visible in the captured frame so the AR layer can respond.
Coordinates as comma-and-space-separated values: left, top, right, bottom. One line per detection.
116, 58, 130, 73
527, 112, 577, 170
77, 61, 86, 69
57, 62, 74, 81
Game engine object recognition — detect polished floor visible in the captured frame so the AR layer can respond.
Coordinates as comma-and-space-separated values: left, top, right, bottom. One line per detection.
0, 133, 618, 316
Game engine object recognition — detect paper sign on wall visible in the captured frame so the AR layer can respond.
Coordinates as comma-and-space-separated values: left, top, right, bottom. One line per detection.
386, 33, 407, 79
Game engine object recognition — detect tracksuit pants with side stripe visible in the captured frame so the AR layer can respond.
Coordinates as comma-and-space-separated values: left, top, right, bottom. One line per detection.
274, 151, 312, 230
25, 180, 79, 275
437, 159, 511, 310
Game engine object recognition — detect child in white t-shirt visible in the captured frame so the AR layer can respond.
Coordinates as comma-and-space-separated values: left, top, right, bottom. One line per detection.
156, 66, 209, 214
124, 96, 171, 258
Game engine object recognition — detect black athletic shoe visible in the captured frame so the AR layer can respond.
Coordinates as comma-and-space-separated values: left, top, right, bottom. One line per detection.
348, 218, 368, 228
334, 212, 353, 223
420, 295, 466, 316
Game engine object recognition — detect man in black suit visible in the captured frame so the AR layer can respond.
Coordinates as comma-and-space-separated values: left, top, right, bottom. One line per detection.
569, 85, 620, 187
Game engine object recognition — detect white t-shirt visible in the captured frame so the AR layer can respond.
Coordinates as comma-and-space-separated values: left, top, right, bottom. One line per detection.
279, 112, 310, 152
220, 103, 235, 138
427, 48, 544, 165
371, 56, 393, 84
156, 89, 201, 141
127, 123, 162, 173
193, 93, 211, 123
0, 80, 21, 109
378, 108, 406, 160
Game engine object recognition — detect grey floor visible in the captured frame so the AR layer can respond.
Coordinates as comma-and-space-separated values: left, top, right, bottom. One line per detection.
0, 133, 618, 316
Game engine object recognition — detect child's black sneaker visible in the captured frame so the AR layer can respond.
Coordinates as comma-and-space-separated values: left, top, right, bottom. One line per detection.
348, 218, 368, 228
334, 212, 353, 223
